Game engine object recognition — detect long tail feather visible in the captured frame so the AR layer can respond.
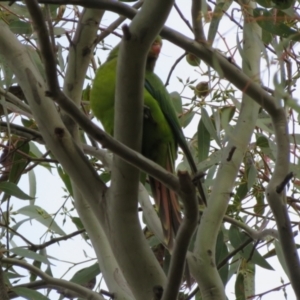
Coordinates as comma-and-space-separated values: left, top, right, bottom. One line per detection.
149, 158, 181, 249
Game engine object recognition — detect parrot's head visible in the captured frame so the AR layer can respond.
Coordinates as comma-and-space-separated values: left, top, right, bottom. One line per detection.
146, 36, 162, 71
148, 36, 162, 58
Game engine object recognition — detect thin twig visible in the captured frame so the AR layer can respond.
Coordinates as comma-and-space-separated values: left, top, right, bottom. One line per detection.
174, 3, 193, 32
165, 52, 186, 87
28, 229, 86, 251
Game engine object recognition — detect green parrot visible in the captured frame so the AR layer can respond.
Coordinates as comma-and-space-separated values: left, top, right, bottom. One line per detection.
90, 37, 206, 247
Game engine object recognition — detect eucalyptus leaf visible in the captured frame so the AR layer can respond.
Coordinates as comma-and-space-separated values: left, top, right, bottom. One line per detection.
12, 287, 50, 300
254, 8, 300, 40
201, 107, 221, 147
0, 181, 34, 200
17, 205, 66, 236
10, 247, 51, 265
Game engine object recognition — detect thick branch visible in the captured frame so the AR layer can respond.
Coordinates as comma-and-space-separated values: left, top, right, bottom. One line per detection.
108, 0, 175, 298
266, 109, 300, 296
193, 3, 262, 299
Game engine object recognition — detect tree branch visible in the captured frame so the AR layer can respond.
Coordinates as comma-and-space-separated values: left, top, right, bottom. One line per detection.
57, 7, 133, 299
21, 0, 288, 116
191, 0, 206, 42
193, 2, 262, 298
2, 258, 105, 300
0, 261, 9, 300
162, 171, 198, 300
266, 109, 300, 295
0, 15, 107, 252
108, 0, 176, 298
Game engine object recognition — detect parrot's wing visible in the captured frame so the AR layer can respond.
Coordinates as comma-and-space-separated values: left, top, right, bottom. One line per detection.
145, 72, 207, 205
145, 72, 192, 163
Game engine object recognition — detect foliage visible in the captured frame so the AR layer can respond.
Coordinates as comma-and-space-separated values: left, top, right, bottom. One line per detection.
0, 0, 299, 299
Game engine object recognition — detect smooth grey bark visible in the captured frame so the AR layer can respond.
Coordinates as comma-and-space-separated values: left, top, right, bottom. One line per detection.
58, 8, 133, 299
192, 2, 261, 299
108, 1, 175, 298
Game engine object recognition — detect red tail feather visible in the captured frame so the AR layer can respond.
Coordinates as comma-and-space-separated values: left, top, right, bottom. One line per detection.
149, 158, 181, 248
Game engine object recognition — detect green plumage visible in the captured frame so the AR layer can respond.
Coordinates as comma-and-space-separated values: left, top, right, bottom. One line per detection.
90, 56, 176, 168
90, 39, 205, 247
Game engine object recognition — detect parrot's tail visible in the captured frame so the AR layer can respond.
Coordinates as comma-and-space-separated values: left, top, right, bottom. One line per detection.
149, 161, 181, 249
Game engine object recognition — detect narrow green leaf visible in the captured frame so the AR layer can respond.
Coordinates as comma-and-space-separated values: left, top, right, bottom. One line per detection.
198, 148, 222, 171
247, 164, 257, 191
234, 181, 248, 205
17, 205, 66, 236
255, 0, 273, 8
235, 272, 246, 300
220, 106, 236, 130
213, 109, 221, 139
6, 271, 24, 279
228, 253, 241, 281
0, 181, 34, 200
256, 135, 276, 161
201, 107, 221, 147
254, 8, 300, 40
169, 91, 183, 114
9, 140, 30, 184
262, 29, 273, 44
208, 0, 233, 43
197, 118, 210, 162
1, 2, 31, 17
11, 287, 50, 300
58, 166, 73, 196
236, 260, 255, 300
70, 262, 100, 285
256, 117, 274, 134
243, 262, 255, 298
10, 247, 51, 265
229, 226, 273, 270
254, 192, 265, 215
274, 240, 290, 280
256, 135, 269, 148
179, 109, 195, 128
30, 259, 41, 282
29, 141, 44, 158
71, 217, 89, 240
9, 20, 33, 35
216, 230, 229, 285
99, 171, 111, 183
21, 118, 37, 129
25, 45, 47, 82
